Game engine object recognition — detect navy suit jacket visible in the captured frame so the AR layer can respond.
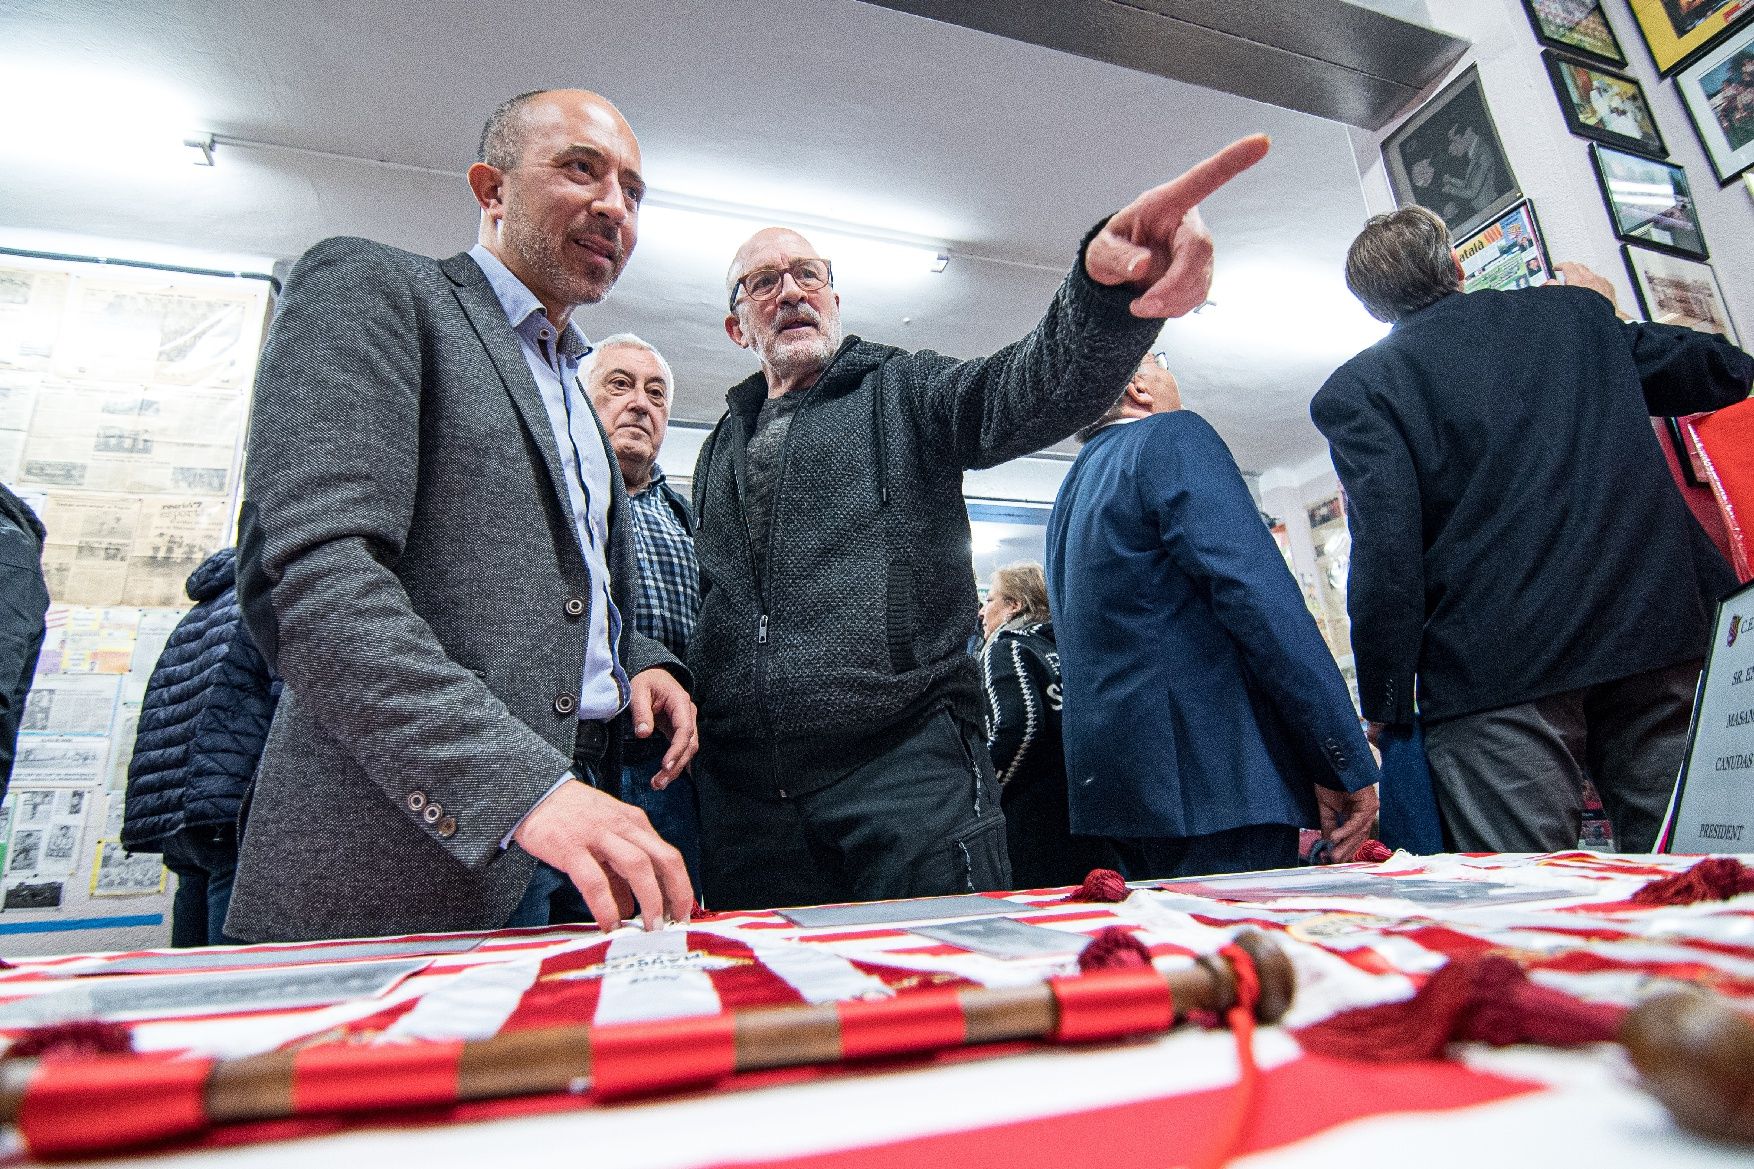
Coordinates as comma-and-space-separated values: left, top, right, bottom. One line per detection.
1046, 412, 1378, 840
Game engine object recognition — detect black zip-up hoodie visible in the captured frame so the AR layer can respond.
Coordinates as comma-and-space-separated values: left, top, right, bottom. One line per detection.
0, 484, 49, 801
689, 229, 1162, 796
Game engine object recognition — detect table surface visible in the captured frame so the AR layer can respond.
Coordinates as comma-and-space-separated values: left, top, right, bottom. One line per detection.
0, 850, 1749, 1168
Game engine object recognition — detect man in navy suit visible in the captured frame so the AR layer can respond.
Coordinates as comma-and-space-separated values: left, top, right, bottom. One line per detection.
1046, 357, 1379, 878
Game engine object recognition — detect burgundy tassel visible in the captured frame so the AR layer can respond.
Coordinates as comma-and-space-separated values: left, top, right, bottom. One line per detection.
1077, 926, 1154, 972
1631, 857, 1754, 906
1296, 954, 1624, 1061
1355, 840, 1393, 863
1054, 869, 1130, 904
4, 1020, 135, 1060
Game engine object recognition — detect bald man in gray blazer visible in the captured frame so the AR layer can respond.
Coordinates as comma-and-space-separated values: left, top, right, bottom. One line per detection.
229, 90, 696, 942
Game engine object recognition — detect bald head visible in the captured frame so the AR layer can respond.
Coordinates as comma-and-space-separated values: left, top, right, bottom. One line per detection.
724, 227, 843, 397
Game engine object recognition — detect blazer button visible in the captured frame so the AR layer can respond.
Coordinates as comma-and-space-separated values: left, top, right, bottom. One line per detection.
564, 597, 587, 619
437, 816, 457, 838
406, 791, 427, 813
553, 693, 577, 715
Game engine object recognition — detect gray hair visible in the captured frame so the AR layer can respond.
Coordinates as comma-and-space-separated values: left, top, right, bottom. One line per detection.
1344, 206, 1461, 323
584, 333, 675, 399
478, 90, 550, 171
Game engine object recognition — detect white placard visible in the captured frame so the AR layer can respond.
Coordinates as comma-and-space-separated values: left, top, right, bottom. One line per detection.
1660, 580, 1754, 853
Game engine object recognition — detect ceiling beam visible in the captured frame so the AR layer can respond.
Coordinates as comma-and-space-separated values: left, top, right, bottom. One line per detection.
855, 0, 1468, 129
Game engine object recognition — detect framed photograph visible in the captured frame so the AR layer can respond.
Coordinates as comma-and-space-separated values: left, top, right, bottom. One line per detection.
1520, 0, 1628, 66
1627, 0, 1753, 75
1542, 51, 1667, 156
1456, 200, 1555, 292
1622, 244, 1742, 342
1589, 143, 1709, 258
1675, 18, 1754, 182
1383, 67, 1523, 240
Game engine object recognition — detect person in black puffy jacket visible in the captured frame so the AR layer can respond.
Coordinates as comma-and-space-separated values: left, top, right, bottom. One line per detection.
0, 485, 49, 804
978, 562, 1117, 889
123, 548, 278, 946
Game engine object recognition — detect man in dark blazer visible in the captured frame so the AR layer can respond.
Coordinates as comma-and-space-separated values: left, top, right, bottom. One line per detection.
231, 90, 696, 942
1047, 357, 1380, 878
1312, 207, 1753, 854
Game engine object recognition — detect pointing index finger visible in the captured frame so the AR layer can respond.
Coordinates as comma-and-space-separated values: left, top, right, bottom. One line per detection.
1138, 134, 1271, 228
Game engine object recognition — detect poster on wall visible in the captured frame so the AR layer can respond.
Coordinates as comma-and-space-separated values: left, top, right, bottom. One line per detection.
1675, 18, 1754, 183
1626, 0, 1753, 75
90, 841, 165, 897
1519, 0, 1629, 66
1542, 50, 1668, 157
1457, 200, 1554, 292
1622, 245, 1742, 342
1382, 66, 1523, 241
1589, 143, 1710, 259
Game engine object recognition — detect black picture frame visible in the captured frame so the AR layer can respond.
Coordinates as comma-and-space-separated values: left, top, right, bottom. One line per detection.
1455, 199, 1556, 292
1627, 0, 1753, 77
1674, 17, 1754, 184
1588, 143, 1709, 259
1382, 66, 1523, 241
1542, 50, 1668, 157
1621, 244, 1743, 343
1519, 0, 1629, 66
1663, 416, 1706, 487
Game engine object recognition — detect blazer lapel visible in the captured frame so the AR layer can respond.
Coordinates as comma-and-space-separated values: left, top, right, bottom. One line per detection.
440, 252, 573, 520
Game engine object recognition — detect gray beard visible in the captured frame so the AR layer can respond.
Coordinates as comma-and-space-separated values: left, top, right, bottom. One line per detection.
764, 322, 843, 385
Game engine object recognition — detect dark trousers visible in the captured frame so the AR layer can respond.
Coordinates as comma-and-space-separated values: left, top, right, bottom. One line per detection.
161, 824, 240, 948
1001, 770, 1121, 889
1107, 823, 1301, 881
698, 709, 1012, 911
1422, 660, 1701, 854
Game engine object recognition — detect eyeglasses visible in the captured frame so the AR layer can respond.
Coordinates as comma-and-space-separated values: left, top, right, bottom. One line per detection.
729, 258, 833, 311
1150, 351, 1170, 370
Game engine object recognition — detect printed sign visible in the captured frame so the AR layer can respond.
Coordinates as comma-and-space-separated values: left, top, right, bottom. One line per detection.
1660, 579, 1754, 852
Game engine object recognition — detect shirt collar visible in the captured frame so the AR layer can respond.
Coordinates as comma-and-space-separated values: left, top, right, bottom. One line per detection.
468, 244, 592, 359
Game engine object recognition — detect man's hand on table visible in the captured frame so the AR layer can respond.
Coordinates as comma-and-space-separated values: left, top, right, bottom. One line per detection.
1084, 134, 1271, 319
1317, 784, 1380, 863
514, 778, 693, 933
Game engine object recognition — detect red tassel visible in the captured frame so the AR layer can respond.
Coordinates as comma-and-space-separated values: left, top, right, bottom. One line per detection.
4, 1020, 135, 1060
1077, 926, 1153, 972
1296, 954, 1624, 1062
1054, 868, 1129, 904
1631, 857, 1754, 906
1355, 840, 1393, 863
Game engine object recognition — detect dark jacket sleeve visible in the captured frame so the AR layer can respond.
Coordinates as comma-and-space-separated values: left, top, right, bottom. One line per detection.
1623, 319, 1754, 417
237, 239, 576, 859
980, 631, 1050, 785
1151, 415, 1378, 791
1310, 371, 1425, 726
898, 223, 1166, 471
0, 522, 50, 800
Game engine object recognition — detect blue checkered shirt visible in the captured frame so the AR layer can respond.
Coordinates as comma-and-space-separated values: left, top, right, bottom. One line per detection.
626, 468, 699, 659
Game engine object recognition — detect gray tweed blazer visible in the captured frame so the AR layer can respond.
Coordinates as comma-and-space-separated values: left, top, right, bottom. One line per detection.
227, 238, 682, 942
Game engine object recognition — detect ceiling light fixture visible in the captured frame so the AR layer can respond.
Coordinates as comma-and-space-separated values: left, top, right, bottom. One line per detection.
183, 134, 216, 166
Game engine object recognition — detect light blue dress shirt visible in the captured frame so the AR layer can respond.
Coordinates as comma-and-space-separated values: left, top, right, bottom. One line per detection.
468, 245, 629, 722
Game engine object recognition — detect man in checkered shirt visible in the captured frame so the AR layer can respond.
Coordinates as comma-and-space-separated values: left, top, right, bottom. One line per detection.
587, 334, 701, 891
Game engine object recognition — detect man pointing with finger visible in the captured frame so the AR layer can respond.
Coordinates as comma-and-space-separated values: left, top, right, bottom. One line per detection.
690, 136, 1271, 910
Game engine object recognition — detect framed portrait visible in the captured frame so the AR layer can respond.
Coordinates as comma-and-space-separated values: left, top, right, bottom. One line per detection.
1520, 0, 1628, 66
1627, 0, 1753, 75
1455, 200, 1554, 292
1382, 67, 1522, 240
1589, 143, 1709, 258
1542, 51, 1667, 156
1621, 244, 1742, 342
1674, 18, 1754, 182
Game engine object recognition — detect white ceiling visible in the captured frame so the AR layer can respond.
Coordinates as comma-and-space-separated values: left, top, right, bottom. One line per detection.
0, 0, 1395, 474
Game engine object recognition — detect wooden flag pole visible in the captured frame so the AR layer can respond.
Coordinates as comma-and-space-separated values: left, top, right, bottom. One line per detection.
0, 930, 1294, 1158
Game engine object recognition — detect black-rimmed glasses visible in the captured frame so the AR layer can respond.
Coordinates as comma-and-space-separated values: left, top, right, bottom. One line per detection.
729, 258, 833, 311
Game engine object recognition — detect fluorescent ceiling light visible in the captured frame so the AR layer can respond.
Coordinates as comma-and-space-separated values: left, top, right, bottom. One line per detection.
1178, 261, 1390, 360
0, 63, 207, 174
639, 196, 949, 288
0, 226, 275, 277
